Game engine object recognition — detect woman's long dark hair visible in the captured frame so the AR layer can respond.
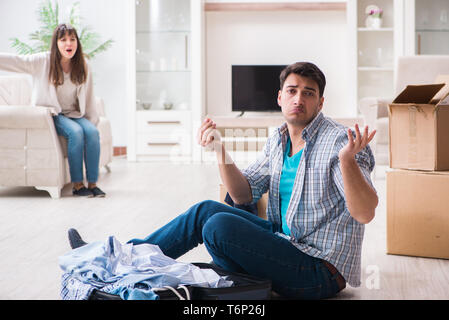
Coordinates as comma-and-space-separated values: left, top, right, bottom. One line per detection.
49, 23, 87, 87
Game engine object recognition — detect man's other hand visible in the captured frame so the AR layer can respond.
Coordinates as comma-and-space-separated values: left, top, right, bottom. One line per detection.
197, 118, 222, 151
339, 124, 376, 162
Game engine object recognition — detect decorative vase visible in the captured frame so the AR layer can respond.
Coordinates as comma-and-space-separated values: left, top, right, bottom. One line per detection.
365, 16, 383, 29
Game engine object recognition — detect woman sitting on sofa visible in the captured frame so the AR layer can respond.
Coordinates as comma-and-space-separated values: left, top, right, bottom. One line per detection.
0, 23, 105, 198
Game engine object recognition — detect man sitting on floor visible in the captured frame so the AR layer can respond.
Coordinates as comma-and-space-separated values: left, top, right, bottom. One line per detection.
69, 61, 377, 299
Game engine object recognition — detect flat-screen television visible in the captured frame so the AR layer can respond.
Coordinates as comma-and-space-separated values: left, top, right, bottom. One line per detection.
232, 65, 286, 113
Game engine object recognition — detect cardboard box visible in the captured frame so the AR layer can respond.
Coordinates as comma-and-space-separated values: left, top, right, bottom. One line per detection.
388, 77, 449, 170
219, 184, 267, 220
386, 169, 449, 259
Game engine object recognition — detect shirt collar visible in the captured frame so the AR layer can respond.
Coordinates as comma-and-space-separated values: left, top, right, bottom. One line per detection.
278, 111, 325, 142
302, 112, 325, 142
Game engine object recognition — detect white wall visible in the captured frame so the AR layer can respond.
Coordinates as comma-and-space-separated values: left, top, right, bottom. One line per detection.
205, 9, 354, 118
0, 0, 129, 146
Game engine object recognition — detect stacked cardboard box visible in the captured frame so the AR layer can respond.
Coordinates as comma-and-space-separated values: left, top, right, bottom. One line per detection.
386, 76, 449, 259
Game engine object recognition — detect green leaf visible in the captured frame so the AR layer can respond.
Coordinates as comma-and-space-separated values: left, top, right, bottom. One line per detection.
10, 0, 113, 58
69, 2, 81, 29
86, 39, 114, 59
9, 38, 37, 55
37, 0, 58, 31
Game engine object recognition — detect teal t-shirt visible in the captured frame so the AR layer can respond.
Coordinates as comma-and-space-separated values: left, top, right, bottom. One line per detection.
279, 137, 303, 236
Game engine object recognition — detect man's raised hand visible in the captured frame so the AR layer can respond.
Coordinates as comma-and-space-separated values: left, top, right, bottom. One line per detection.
338, 124, 376, 161
197, 118, 222, 151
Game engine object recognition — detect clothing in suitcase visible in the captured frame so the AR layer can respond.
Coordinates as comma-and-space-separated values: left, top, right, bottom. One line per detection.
60, 235, 233, 300
62, 229, 271, 300
89, 262, 272, 300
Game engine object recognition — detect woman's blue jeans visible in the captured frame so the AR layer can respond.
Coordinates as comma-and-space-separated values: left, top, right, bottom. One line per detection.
128, 200, 343, 299
53, 114, 100, 183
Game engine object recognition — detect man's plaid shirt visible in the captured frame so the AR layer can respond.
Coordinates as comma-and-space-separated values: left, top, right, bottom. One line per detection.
241, 112, 376, 287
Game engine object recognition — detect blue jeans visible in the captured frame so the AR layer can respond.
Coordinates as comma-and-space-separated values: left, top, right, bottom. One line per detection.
128, 200, 343, 299
53, 114, 100, 183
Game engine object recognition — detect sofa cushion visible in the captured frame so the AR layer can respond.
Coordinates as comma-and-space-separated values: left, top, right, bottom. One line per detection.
0, 76, 32, 105
375, 143, 389, 165
0, 129, 26, 148
0, 169, 26, 186
97, 117, 112, 144
376, 117, 389, 145
58, 136, 68, 158
27, 169, 60, 186
0, 105, 52, 129
27, 149, 59, 169
0, 149, 25, 168
27, 129, 55, 148
395, 56, 449, 94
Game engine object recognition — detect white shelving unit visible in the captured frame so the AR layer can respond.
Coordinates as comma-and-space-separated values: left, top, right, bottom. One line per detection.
348, 0, 404, 109
127, 0, 205, 162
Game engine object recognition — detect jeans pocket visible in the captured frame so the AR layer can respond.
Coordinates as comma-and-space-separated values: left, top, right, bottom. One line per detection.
319, 263, 342, 299
278, 263, 341, 300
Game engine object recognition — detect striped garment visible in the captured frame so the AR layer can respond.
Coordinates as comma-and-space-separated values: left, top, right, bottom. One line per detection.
241, 112, 376, 287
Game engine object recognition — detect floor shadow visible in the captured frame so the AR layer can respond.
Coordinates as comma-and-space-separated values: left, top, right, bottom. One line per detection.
0, 186, 50, 198
0, 184, 73, 198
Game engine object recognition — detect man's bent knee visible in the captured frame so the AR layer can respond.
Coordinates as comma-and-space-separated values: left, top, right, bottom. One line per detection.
195, 200, 226, 210
202, 212, 238, 248
190, 200, 230, 219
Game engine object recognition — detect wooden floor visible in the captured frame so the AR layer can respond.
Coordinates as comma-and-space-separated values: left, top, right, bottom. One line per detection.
0, 158, 448, 300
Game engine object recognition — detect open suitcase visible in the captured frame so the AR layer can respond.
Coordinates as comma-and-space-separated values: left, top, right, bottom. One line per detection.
89, 262, 272, 300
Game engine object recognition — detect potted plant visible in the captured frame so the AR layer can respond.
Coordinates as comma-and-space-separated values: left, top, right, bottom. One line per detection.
365, 5, 383, 29
9, 0, 113, 59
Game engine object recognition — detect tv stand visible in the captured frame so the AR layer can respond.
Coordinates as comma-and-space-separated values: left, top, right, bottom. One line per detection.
237, 111, 245, 117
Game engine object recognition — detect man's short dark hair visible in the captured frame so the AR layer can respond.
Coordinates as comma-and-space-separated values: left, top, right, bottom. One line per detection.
279, 62, 326, 97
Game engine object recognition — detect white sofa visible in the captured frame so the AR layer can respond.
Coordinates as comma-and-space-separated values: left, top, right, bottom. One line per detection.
0, 75, 113, 198
359, 55, 449, 165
